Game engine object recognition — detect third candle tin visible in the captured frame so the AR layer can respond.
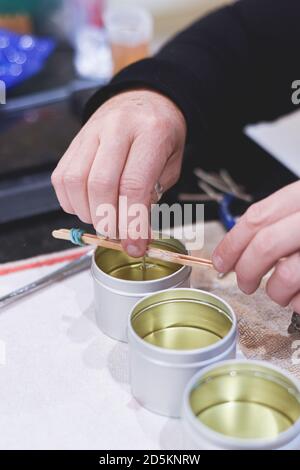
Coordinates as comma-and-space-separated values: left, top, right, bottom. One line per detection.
182, 360, 300, 449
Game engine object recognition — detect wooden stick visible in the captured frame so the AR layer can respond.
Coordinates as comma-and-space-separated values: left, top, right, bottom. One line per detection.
52, 229, 214, 269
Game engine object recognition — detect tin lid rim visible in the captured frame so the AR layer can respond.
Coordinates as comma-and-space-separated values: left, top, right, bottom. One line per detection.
127, 288, 237, 360
91, 253, 191, 294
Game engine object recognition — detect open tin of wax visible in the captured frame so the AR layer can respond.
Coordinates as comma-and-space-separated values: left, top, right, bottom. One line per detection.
128, 288, 237, 418
91, 238, 191, 342
182, 360, 300, 450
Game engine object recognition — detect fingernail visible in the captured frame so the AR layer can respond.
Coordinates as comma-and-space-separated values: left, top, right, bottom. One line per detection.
212, 254, 225, 273
127, 244, 142, 258
238, 284, 250, 295
237, 278, 255, 295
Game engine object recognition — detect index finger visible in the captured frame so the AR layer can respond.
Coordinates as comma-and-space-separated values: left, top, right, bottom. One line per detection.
212, 181, 300, 273
119, 133, 171, 256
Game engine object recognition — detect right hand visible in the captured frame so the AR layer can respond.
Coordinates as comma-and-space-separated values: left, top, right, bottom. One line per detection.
51, 89, 187, 257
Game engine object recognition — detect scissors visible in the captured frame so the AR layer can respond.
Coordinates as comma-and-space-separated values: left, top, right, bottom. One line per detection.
194, 168, 252, 231
288, 312, 300, 334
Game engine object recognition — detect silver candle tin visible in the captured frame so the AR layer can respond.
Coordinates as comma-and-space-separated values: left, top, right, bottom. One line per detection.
92, 238, 191, 342
182, 360, 300, 450
128, 288, 237, 418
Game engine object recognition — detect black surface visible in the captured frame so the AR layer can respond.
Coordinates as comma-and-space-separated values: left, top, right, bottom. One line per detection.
0, 44, 89, 262
0, 170, 59, 224
0, 37, 297, 264
0, 211, 92, 264
0, 130, 296, 264
0, 100, 81, 178
0, 44, 101, 231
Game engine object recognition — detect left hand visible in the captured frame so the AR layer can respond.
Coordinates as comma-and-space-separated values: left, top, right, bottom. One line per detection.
212, 180, 300, 313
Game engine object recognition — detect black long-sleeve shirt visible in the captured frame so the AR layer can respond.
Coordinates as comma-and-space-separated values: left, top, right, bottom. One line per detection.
84, 0, 300, 141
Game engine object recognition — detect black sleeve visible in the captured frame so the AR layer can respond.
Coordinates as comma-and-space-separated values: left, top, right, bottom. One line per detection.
84, 0, 300, 138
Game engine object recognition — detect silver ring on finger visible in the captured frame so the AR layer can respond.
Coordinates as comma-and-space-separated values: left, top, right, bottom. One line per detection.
153, 182, 164, 202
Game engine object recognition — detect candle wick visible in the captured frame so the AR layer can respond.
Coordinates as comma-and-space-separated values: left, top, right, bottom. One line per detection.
142, 255, 146, 281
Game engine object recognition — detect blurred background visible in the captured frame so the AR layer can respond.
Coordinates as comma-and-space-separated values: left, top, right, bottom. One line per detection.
0, 0, 298, 262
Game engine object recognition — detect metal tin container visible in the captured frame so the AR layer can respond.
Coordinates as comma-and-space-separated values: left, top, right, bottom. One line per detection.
92, 238, 191, 342
182, 360, 300, 450
128, 288, 237, 418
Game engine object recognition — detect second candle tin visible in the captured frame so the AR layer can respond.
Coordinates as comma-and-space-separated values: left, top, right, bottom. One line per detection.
92, 238, 191, 342
128, 288, 237, 418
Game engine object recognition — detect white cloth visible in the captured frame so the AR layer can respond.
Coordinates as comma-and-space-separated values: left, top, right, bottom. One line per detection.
0, 252, 182, 450
0, 248, 244, 450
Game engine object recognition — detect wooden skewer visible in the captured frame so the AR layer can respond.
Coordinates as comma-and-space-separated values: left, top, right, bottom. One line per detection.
52, 229, 214, 269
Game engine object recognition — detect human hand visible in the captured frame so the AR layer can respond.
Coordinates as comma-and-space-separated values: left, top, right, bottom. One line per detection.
213, 181, 300, 312
51, 89, 186, 257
